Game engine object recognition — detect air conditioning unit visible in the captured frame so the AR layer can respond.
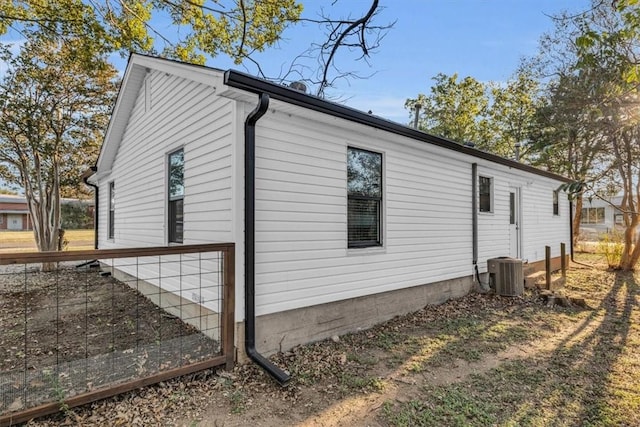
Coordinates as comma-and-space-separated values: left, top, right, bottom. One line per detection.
487, 257, 524, 296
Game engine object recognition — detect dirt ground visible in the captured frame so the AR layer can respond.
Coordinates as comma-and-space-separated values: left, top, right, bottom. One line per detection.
17, 254, 640, 426
0, 264, 217, 415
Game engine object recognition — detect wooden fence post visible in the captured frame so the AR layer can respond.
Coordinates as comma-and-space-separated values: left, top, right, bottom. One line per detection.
223, 245, 236, 370
561, 242, 566, 279
545, 246, 551, 289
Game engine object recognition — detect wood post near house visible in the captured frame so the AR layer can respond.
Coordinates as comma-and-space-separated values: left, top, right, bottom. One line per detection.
561, 242, 566, 279
545, 245, 551, 289
223, 246, 236, 370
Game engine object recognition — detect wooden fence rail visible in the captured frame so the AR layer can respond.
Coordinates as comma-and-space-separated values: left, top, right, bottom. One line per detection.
0, 243, 235, 426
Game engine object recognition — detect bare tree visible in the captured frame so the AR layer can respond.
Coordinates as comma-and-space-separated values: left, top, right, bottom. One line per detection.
2, 1, 393, 99
239, 0, 394, 98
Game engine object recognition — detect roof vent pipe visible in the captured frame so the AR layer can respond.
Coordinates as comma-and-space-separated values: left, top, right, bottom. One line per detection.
514, 142, 521, 162
289, 81, 307, 93
413, 103, 421, 129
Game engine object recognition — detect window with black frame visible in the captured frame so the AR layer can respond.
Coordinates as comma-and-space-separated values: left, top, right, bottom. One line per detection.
347, 147, 382, 248
168, 149, 184, 243
108, 182, 115, 239
479, 176, 492, 212
553, 190, 559, 215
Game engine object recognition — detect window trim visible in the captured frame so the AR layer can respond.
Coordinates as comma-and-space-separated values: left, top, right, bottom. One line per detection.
108, 181, 115, 240
478, 175, 493, 213
553, 190, 560, 216
168, 148, 184, 244
347, 146, 383, 249
509, 191, 516, 225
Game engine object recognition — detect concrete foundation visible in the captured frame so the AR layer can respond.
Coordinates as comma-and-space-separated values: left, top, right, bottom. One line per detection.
236, 275, 475, 361
102, 256, 569, 365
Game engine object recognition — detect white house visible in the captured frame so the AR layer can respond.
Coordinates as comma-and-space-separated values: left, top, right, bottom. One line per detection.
578, 195, 625, 239
86, 54, 571, 382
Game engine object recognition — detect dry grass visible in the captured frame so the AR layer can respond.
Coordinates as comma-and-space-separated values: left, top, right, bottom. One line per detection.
27, 253, 640, 426
0, 229, 94, 252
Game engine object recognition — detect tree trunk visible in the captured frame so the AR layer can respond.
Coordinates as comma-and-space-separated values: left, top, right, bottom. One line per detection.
23, 155, 62, 272
619, 222, 638, 270
612, 130, 639, 271
572, 194, 584, 248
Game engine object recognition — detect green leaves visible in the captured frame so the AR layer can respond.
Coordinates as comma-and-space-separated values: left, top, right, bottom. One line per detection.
406, 69, 541, 160
1, 1, 303, 63
557, 181, 585, 200
406, 73, 492, 146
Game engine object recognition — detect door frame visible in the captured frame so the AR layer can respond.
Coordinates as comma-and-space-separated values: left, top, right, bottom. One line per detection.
509, 187, 523, 259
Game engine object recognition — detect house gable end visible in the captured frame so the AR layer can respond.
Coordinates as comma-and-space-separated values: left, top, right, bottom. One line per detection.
95, 54, 225, 177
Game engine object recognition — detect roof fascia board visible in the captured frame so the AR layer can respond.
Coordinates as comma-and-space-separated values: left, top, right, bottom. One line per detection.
223, 70, 570, 183
96, 53, 140, 172
132, 54, 224, 87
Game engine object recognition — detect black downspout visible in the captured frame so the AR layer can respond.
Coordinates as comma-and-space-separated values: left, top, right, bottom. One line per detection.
569, 199, 574, 262
472, 163, 481, 283
83, 166, 99, 249
244, 93, 291, 385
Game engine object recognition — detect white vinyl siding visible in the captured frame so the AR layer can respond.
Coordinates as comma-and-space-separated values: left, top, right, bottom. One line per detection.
520, 177, 570, 261
249, 102, 570, 316
252, 107, 475, 315
476, 167, 510, 265
98, 69, 233, 249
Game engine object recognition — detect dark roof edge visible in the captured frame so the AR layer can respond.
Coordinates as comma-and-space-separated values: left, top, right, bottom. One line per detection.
223, 69, 570, 183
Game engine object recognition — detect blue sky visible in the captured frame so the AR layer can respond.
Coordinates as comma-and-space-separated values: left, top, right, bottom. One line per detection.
0, 1, 593, 193
2, 1, 592, 123
201, 0, 591, 123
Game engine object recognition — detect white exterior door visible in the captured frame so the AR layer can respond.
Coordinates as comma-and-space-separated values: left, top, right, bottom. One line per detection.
509, 188, 522, 258
7, 214, 23, 230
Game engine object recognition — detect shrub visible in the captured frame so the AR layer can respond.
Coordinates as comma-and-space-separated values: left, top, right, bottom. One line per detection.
598, 231, 624, 268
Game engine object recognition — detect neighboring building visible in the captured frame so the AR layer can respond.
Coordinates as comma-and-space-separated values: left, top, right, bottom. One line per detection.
0, 195, 32, 231
86, 54, 571, 369
579, 195, 631, 239
0, 195, 93, 231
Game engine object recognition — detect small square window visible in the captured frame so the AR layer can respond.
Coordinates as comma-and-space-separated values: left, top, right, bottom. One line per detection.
479, 176, 492, 213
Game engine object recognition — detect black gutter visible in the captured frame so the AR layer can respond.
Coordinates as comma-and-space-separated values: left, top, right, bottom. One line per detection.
224, 69, 570, 184
82, 166, 99, 249
243, 92, 291, 385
